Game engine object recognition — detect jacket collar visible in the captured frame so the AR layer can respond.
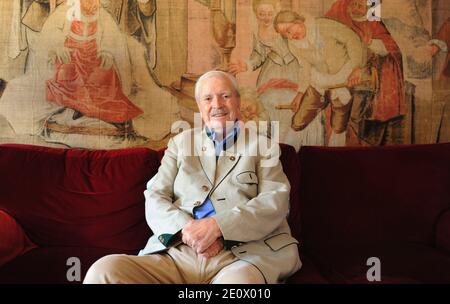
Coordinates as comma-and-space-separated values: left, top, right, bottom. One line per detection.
195, 121, 247, 187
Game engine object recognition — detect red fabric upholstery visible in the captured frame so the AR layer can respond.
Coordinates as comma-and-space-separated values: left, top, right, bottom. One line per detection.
1, 143, 449, 283
0, 144, 158, 251
296, 143, 450, 283
436, 210, 450, 254
306, 242, 450, 284
279, 144, 302, 242
298, 144, 450, 246
0, 210, 36, 267
286, 253, 328, 284
0, 247, 136, 284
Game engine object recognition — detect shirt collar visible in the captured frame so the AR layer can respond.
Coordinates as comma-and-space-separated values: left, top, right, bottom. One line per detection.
205, 120, 240, 152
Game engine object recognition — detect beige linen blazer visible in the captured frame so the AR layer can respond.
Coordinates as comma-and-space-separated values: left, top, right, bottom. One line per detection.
139, 126, 301, 283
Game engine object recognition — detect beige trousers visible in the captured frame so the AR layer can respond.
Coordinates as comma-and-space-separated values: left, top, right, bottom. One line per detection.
83, 244, 266, 284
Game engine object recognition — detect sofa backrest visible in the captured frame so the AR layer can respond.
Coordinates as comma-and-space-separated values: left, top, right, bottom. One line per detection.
297, 143, 450, 252
0, 144, 160, 251
279, 144, 302, 241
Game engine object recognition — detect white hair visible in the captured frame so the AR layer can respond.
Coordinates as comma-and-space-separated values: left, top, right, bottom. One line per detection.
194, 70, 240, 102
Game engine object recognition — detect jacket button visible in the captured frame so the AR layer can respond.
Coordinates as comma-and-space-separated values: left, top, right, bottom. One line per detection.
158, 236, 164, 242
202, 146, 207, 151
230, 156, 235, 161
194, 201, 201, 206
202, 185, 209, 192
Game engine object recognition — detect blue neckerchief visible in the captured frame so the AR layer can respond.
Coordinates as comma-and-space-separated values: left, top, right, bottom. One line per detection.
205, 121, 240, 158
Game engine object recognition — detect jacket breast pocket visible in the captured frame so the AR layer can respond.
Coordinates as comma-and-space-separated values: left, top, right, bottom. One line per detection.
235, 171, 258, 185
264, 233, 299, 251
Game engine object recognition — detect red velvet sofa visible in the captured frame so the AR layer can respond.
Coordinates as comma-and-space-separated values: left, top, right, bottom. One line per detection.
0, 143, 449, 284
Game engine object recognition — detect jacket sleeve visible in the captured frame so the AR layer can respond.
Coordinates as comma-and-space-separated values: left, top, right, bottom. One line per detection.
144, 136, 192, 244
212, 142, 291, 243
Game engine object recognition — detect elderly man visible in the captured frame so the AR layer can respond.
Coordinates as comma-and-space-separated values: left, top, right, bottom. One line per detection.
274, 10, 365, 146
84, 70, 301, 284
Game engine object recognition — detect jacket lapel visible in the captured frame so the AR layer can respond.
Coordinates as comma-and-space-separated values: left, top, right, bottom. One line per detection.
195, 129, 216, 186
214, 150, 241, 189
214, 124, 248, 189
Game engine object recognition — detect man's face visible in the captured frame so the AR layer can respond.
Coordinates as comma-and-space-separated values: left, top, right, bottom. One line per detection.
80, 0, 100, 16
256, 4, 275, 29
350, 0, 368, 17
198, 76, 241, 132
277, 22, 306, 40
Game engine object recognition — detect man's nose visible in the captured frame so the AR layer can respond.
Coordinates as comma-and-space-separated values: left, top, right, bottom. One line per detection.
211, 96, 224, 107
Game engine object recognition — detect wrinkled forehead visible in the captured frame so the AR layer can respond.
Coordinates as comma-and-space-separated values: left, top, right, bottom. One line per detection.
200, 76, 235, 94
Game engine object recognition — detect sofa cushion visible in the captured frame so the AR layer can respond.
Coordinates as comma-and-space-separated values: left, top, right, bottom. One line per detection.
297, 143, 450, 250
286, 253, 329, 284
305, 242, 450, 284
0, 210, 36, 267
0, 247, 136, 284
436, 209, 450, 254
0, 144, 160, 251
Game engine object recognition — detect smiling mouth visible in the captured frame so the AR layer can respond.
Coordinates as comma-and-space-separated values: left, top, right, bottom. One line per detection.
211, 113, 228, 118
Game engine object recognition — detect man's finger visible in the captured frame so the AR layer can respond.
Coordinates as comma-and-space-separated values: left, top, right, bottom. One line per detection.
182, 233, 190, 246
196, 238, 214, 254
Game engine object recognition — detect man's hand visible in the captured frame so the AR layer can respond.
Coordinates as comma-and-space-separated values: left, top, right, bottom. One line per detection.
199, 238, 224, 258
347, 68, 362, 87
182, 218, 222, 254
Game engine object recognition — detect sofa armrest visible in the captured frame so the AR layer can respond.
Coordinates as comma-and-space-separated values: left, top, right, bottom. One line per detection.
0, 210, 36, 267
436, 210, 450, 254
